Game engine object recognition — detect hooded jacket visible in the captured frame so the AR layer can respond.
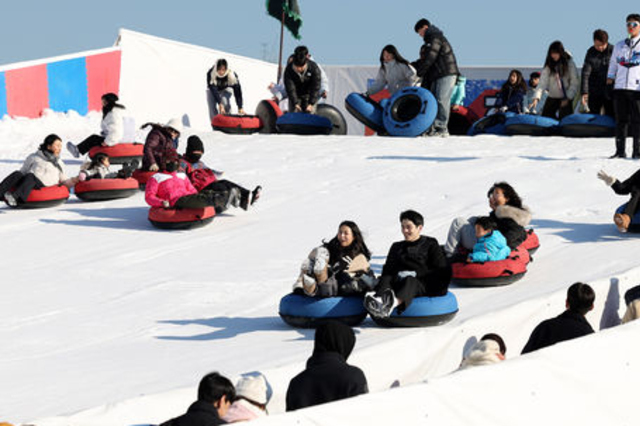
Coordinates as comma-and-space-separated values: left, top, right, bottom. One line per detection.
283, 60, 323, 107
413, 24, 460, 88
142, 125, 177, 171
607, 35, 640, 91
582, 44, 614, 95
207, 67, 243, 109
159, 400, 225, 426
20, 149, 67, 186
101, 106, 125, 146
144, 171, 197, 207
367, 60, 417, 96
534, 56, 580, 101
490, 205, 532, 250
286, 321, 368, 411
521, 310, 594, 354
469, 230, 512, 263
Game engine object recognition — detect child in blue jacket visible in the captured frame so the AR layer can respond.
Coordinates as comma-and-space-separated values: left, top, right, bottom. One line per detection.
468, 216, 512, 263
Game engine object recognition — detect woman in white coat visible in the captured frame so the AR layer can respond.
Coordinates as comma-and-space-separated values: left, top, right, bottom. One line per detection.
1, 134, 78, 206
365, 45, 417, 97
67, 93, 125, 157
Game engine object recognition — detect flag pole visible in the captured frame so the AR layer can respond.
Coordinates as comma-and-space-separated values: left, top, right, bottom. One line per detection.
277, 8, 285, 82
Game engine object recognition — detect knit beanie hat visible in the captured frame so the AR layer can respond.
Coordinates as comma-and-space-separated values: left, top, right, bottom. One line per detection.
235, 374, 269, 405
186, 135, 205, 154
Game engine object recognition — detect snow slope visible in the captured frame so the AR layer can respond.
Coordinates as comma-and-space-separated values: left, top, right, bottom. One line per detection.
1, 113, 638, 425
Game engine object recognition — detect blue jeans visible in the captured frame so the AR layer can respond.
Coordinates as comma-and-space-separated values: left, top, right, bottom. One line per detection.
430, 75, 457, 132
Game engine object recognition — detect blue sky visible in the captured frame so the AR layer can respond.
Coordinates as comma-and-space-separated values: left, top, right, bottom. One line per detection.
0, 1, 630, 67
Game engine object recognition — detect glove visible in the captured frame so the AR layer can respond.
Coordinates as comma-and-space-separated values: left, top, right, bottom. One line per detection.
397, 270, 417, 279
597, 170, 616, 187
149, 164, 159, 172
162, 200, 170, 208
78, 171, 87, 182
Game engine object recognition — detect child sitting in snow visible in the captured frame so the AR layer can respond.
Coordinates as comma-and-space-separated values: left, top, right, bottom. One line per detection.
78, 153, 138, 181
467, 216, 512, 263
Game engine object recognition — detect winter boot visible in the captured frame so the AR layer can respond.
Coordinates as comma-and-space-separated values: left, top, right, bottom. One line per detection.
250, 185, 262, 205
610, 136, 627, 158
614, 213, 631, 233
302, 274, 317, 296
66, 141, 80, 158
632, 138, 640, 159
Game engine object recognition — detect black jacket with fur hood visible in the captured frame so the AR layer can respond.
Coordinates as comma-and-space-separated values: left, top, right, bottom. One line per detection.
489, 205, 532, 250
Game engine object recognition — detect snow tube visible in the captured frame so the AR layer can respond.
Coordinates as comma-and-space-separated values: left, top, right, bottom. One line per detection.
382, 87, 438, 137
521, 229, 540, 255
276, 113, 333, 135
211, 114, 262, 135
89, 143, 143, 165
148, 206, 216, 230
451, 247, 530, 287
255, 99, 283, 134
8, 185, 70, 209
278, 293, 367, 328
559, 113, 616, 137
468, 112, 511, 136
448, 106, 478, 136
74, 178, 139, 202
504, 114, 559, 136
371, 292, 459, 328
316, 104, 348, 135
345, 93, 385, 133
132, 170, 156, 189
615, 203, 640, 233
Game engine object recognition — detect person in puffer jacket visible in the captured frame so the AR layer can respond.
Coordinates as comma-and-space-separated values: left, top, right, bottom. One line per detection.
607, 13, 640, 159
141, 118, 182, 172
365, 45, 417, 97
67, 93, 125, 158
467, 216, 512, 263
581, 29, 614, 117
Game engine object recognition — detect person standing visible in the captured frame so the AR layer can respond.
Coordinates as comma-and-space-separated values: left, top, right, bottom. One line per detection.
413, 18, 460, 137
607, 14, 640, 159
582, 29, 615, 116
365, 45, 417, 97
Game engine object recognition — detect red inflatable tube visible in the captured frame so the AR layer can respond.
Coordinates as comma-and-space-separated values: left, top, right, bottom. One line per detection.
451, 247, 530, 287
255, 99, 283, 134
211, 114, 262, 135
89, 143, 143, 165
148, 206, 216, 230
132, 170, 156, 189
75, 178, 139, 202
521, 229, 540, 254
448, 106, 480, 135
8, 185, 70, 209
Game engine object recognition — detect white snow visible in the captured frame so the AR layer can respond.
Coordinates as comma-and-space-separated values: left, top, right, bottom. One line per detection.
1, 112, 639, 425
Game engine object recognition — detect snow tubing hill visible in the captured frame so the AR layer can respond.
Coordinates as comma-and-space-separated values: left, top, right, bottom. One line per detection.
468, 112, 510, 136
521, 229, 540, 255
345, 93, 385, 133
559, 113, 616, 137
448, 106, 478, 136
451, 247, 530, 287
383, 87, 437, 137
276, 113, 333, 135
279, 293, 368, 328
255, 99, 283, 134
89, 143, 143, 165
9, 185, 70, 209
211, 114, 262, 135
504, 114, 559, 136
74, 178, 139, 201
148, 206, 216, 230
132, 170, 156, 189
371, 292, 459, 328
615, 203, 640, 234
316, 104, 348, 135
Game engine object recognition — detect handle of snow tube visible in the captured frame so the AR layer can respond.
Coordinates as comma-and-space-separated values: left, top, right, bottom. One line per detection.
528, 229, 533, 235
502, 269, 514, 276
393, 123, 411, 129
421, 100, 428, 114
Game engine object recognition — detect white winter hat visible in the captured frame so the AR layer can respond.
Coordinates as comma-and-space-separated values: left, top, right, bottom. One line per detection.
459, 340, 504, 369
165, 118, 183, 135
235, 373, 269, 405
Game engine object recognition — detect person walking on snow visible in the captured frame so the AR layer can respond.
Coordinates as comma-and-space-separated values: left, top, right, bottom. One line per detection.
581, 29, 614, 116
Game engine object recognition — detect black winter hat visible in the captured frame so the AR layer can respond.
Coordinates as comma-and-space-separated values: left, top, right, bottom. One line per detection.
186, 135, 205, 154
313, 320, 356, 361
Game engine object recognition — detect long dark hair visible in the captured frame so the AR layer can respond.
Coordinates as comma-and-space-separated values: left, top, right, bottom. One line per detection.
501, 69, 527, 93
487, 182, 523, 209
88, 152, 109, 170
379, 45, 411, 71
323, 221, 371, 263
544, 41, 571, 77
101, 92, 124, 118
39, 134, 61, 152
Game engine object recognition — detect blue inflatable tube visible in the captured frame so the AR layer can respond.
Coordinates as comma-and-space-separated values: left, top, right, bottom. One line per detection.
276, 113, 333, 135
345, 93, 384, 133
371, 292, 459, 327
504, 114, 559, 136
615, 203, 640, 233
467, 112, 512, 136
279, 293, 368, 328
560, 113, 615, 137
382, 87, 438, 137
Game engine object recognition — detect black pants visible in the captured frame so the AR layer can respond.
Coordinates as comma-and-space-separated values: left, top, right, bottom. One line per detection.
541, 97, 573, 120
173, 191, 231, 212
77, 134, 105, 155
289, 95, 314, 113
613, 90, 640, 156
205, 180, 249, 209
0, 171, 44, 202
588, 92, 615, 117
376, 275, 445, 313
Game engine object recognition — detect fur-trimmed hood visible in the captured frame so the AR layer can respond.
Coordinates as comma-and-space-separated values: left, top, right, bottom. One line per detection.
209, 67, 238, 87
494, 204, 532, 227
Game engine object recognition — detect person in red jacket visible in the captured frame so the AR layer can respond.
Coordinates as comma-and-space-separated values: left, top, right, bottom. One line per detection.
179, 136, 262, 210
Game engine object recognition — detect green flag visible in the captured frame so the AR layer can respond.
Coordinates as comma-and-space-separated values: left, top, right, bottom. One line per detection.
266, 0, 302, 40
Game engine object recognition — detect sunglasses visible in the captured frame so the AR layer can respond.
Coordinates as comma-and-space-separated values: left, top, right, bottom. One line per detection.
627, 21, 639, 28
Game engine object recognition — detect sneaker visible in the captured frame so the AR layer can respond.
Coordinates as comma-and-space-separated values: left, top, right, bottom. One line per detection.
302, 274, 317, 296
66, 141, 80, 158
364, 293, 385, 317
250, 185, 262, 205
378, 288, 396, 317
609, 152, 626, 159
4, 192, 17, 207
614, 213, 630, 233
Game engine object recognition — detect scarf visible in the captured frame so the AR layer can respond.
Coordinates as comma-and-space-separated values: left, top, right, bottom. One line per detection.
40, 148, 63, 173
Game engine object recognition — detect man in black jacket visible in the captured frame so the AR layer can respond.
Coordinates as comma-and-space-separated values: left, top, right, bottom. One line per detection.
365, 210, 452, 318
284, 45, 322, 113
286, 321, 368, 411
581, 29, 614, 116
160, 372, 235, 426
521, 282, 595, 354
413, 18, 460, 137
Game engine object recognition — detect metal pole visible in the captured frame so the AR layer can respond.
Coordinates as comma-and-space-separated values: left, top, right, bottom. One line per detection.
277, 9, 285, 82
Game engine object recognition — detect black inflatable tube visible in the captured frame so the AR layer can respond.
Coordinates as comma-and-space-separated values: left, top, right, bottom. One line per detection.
14, 198, 67, 209
279, 313, 368, 329
76, 188, 139, 202
452, 272, 526, 288
345, 98, 384, 133
371, 310, 458, 328
561, 125, 615, 138
149, 216, 215, 230
316, 104, 348, 135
